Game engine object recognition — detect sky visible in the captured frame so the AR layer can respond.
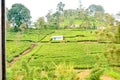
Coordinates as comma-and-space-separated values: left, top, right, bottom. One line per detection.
6, 0, 120, 22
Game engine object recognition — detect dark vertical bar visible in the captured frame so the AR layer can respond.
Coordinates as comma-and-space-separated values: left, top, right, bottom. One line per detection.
1, 0, 6, 80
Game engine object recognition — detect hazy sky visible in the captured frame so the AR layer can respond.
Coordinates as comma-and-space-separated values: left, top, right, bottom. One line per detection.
6, 0, 120, 22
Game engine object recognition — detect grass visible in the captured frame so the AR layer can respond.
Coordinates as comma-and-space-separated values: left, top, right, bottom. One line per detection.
41, 29, 97, 42
7, 42, 120, 80
102, 68, 120, 79
6, 28, 54, 42
6, 41, 31, 62
6, 28, 120, 79
9, 43, 107, 70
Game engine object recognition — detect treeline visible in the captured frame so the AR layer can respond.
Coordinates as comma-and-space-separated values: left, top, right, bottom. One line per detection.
6, 1, 120, 31
33, 2, 120, 30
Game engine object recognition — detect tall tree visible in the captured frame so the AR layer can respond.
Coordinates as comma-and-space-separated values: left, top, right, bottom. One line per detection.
36, 17, 45, 29
88, 4, 104, 16
79, 0, 82, 10
7, 3, 31, 31
46, 10, 52, 22
57, 2, 65, 13
46, 10, 54, 28
87, 4, 105, 27
56, 2, 65, 28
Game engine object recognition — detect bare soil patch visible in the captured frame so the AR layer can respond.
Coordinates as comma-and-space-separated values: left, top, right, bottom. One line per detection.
101, 75, 115, 80
74, 69, 91, 80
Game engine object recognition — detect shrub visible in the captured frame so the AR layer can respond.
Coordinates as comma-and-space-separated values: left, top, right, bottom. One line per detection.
86, 68, 104, 80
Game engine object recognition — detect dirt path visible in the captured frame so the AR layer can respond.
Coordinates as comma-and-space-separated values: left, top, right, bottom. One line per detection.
74, 69, 91, 80
8, 43, 38, 66
100, 75, 115, 80
74, 69, 115, 80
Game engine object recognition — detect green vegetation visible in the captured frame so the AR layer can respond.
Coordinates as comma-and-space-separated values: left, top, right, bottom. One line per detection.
6, 1, 120, 80
42, 29, 97, 42
7, 41, 120, 79
6, 27, 120, 80
103, 68, 120, 79
86, 68, 104, 80
6, 28, 54, 42
6, 41, 31, 62
27, 43, 105, 68
7, 3, 31, 31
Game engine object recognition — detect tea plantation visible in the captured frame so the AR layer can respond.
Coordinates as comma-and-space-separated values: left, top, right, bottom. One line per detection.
6, 29, 120, 80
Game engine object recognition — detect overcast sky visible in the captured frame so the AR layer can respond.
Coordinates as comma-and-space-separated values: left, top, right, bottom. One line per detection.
6, 0, 120, 22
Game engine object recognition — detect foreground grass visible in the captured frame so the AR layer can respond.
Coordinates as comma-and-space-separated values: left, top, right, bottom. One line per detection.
6, 41, 31, 62
7, 42, 120, 80
7, 43, 106, 79
6, 28, 120, 79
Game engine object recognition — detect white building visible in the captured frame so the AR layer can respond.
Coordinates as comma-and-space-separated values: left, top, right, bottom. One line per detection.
52, 36, 63, 40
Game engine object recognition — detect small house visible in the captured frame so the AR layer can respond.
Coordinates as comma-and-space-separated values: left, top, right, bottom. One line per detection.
52, 36, 63, 40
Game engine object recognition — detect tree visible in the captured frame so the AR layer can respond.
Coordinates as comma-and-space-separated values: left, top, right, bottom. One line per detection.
114, 23, 120, 43
46, 10, 52, 24
104, 44, 120, 66
7, 3, 31, 31
19, 23, 27, 31
46, 10, 57, 29
88, 4, 104, 16
79, 0, 83, 10
6, 8, 11, 29
56, 2, 65, 28
78, 9, 92, 29
104, 13, 115, 26
87, 4, 105, 27
57, 2, 65, 13
36, 17, 45, 29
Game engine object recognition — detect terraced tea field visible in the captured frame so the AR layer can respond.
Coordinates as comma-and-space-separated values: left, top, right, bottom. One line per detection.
41, 29, 97, 42
6, 41, 31, 62
6, 29, 120, 80
6, 29, 54, 42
